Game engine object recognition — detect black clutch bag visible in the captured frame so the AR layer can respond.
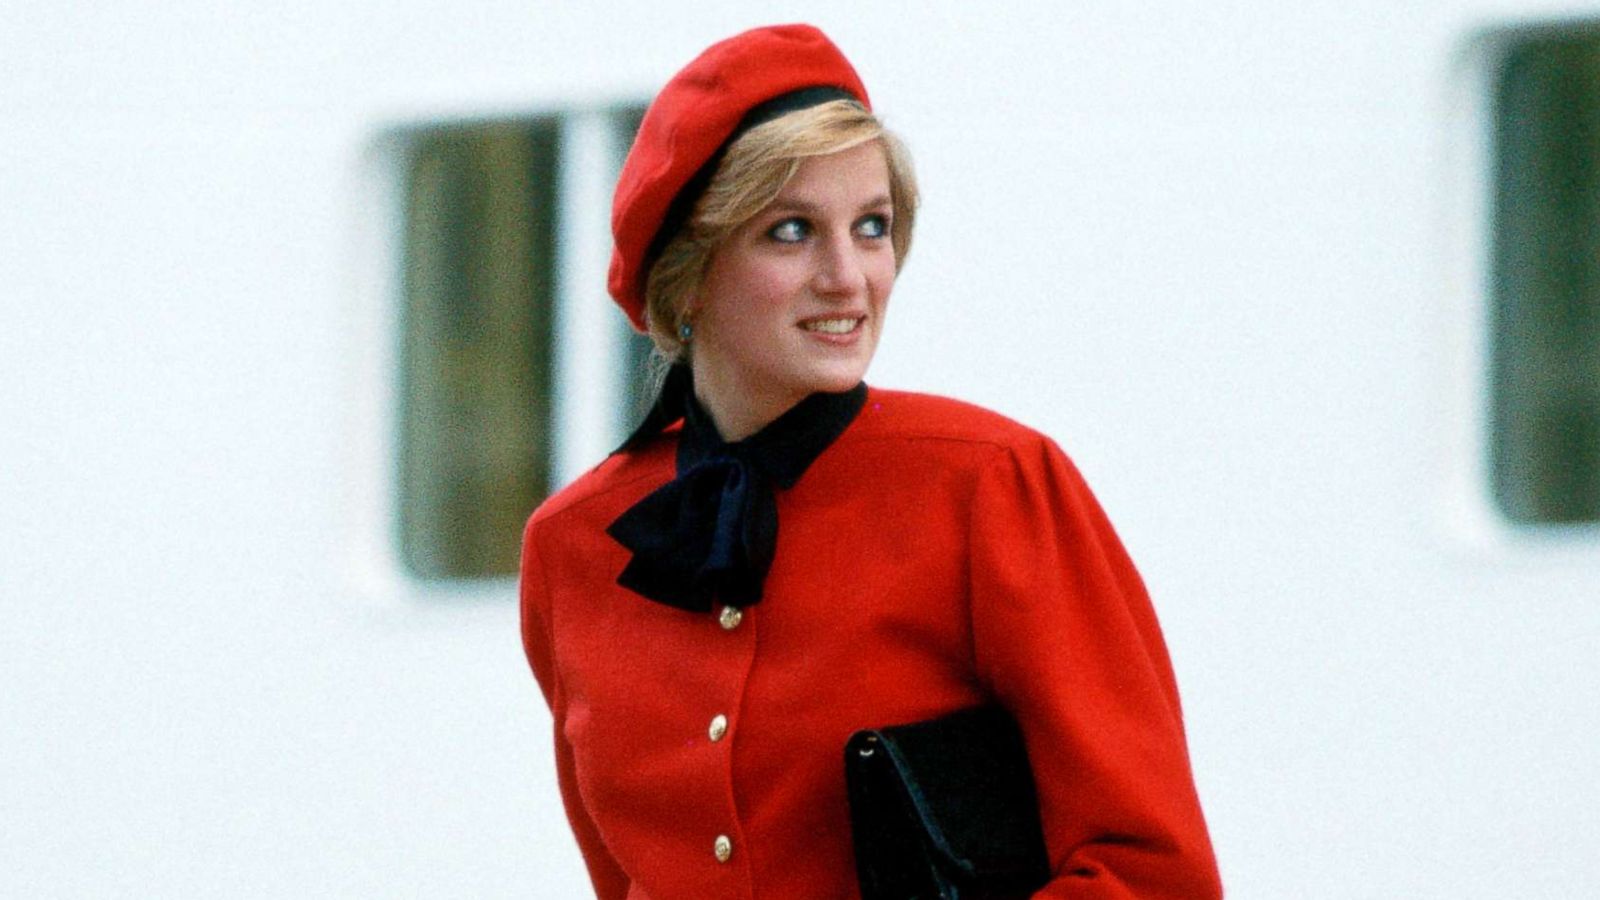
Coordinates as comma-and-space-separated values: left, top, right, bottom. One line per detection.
844, 704, 1052, 900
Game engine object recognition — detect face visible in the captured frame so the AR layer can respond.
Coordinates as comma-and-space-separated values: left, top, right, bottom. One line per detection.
689, 140, 897, 435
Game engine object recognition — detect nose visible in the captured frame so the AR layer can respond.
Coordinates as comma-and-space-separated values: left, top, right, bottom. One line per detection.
811, 231, 867, 298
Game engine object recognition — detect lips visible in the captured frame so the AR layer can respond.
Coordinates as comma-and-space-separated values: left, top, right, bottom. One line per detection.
800, 316, 863, 335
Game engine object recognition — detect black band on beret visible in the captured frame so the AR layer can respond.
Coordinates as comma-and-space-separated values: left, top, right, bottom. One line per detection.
732, 85, 857, 136
643, 85, 863, 280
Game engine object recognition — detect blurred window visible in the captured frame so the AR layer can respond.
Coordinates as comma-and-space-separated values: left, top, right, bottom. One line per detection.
397, 110, 649, 580
1490, 32, 1600, 524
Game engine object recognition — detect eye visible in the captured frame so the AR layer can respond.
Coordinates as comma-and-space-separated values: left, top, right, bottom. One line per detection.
855, 213, 890, 239
767, 218, 810, 243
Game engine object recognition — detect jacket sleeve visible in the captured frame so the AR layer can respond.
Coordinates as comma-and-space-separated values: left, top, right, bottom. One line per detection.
520, 518, 633, 900
967, 438, 1223, 899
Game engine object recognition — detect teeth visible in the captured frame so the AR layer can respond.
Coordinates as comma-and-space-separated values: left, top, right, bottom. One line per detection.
803, 318, 858, 334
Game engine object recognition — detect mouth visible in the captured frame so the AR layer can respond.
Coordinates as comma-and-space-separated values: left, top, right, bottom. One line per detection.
800, 316, 864, 335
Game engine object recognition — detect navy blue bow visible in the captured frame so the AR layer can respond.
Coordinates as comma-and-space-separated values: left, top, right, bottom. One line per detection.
607, 453, 776, 611
606, 368, 867, 614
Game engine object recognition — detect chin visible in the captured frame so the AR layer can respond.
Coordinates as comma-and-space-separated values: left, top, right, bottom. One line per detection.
799, 361, 870, 394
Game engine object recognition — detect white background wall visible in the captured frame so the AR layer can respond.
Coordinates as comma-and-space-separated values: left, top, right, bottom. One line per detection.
5, 2, 1599, 897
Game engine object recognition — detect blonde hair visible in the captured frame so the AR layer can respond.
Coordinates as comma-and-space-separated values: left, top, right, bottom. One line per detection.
642, 99, 918, 362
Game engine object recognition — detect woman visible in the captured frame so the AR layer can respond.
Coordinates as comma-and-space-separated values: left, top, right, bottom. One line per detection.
521, 23, 1222, 899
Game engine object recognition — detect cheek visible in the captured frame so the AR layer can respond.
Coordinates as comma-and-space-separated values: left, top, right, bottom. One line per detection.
698, 274, 793, 353
867, 259, 898, 308
725, 265, 809, 330
698, 257, 766, 323
710, 252, 789, 299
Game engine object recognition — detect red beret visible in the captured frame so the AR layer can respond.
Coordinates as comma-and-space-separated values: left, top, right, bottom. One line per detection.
607, 23, 871, 331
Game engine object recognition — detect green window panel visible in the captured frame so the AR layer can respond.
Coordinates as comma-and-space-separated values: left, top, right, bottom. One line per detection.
1491, 30, 1600, 524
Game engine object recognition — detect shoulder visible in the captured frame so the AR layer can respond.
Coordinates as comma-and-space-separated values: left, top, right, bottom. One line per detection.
850, 386, 1060, 456
844, 387, 1097, 505
526, 430, 677, 530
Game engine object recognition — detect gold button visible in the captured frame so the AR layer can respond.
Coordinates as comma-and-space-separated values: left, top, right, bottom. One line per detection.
713, 834, 733, 863
708, 714, 728, 742
718, 606, 743, 631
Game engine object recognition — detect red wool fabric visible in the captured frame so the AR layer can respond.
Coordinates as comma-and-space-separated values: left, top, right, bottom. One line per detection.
520, 390, 1223, 899
606, 23, 870, 331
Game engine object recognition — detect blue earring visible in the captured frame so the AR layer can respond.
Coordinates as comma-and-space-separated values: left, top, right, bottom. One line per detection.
679, 320, 694, 343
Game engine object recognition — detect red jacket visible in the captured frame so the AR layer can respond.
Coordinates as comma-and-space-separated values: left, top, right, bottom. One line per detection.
521, 388, 1222, 899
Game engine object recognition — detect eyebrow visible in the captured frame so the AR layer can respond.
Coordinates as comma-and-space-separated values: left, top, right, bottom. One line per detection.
766, 194, 893, 215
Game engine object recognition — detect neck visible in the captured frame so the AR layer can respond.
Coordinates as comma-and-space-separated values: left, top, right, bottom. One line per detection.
689, 361, 805, 443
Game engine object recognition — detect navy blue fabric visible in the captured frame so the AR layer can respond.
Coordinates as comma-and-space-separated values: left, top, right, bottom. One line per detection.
607, 370, 867, 612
